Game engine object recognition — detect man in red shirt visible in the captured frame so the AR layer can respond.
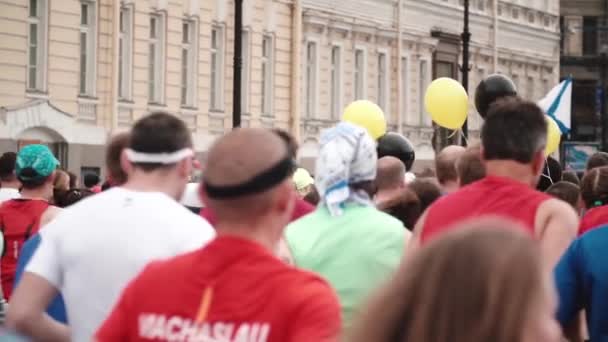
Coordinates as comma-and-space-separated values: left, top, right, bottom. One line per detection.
409, 98, 578, 268
200, 129, 314, 225
96, 128, 341, 342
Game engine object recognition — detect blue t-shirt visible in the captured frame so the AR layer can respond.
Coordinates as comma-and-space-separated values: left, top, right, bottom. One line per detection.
14, 233, 67, 323
555, 225, 608, 341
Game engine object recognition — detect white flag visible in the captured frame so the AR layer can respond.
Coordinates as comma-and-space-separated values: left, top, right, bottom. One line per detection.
538, 78, 572, 134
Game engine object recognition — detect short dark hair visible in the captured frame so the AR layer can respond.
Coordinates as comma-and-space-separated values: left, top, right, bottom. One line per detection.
130, 112, 193, 172
377, 189, 422, 230
0, 152, 17, 182
457, 146, 486, 187
106, 132, 130, 185
536, 156, 562, 192
562, 170, 580, 186
481, 98, 547, 163
409, 178, 442, 213
581, 166, 608, 208
84, 173, 100, 188
586, 152, 608, 172
546, 181, 580, 209
20, 175, 51, 189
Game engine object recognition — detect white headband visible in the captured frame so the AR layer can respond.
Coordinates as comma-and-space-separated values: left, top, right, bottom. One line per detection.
125, 148, 194, 164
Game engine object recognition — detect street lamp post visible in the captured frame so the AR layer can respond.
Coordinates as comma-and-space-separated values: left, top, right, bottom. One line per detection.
232, 0, 243, 129
461, 0, 471, 145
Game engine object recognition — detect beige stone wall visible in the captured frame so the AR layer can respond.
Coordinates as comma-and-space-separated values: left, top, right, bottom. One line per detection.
0, 0, 295, 147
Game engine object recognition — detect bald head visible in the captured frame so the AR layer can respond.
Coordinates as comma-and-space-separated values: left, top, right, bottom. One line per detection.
376, 156, 406, 191
436, 145, 466, 187
202, 128, 294, 224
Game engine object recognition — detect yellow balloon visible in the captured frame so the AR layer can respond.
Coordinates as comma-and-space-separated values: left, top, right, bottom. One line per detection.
424, 78, 469, 129
545, 116, 561, 156
342, 100, 387, 140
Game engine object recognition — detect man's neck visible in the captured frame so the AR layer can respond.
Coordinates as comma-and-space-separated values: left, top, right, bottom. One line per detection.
375, 188, 403, 204
0, 181, 20, 190
121, 171, 181, 200
440, 181, 459, 194
215, 222, 280, 252
485, 160, 536, 187
20, 187, 51, 201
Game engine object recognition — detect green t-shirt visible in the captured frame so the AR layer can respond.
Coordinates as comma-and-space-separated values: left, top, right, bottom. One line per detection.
285, 204, 408, 329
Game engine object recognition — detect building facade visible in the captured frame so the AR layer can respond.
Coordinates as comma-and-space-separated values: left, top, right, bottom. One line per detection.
560, 0, 607, 147
0, 0, 561, 176
297, 0, 561, 168
0, 0, 295, 179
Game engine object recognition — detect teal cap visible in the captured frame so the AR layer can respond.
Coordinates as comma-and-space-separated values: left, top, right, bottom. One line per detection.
16, 144, 59, 181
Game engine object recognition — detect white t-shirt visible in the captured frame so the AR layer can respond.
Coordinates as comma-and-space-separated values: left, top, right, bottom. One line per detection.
0, 188, 20, 204
26, 187, 215, 341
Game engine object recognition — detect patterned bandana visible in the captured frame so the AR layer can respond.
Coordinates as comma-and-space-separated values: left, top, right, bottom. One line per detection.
315, 122, 377, 216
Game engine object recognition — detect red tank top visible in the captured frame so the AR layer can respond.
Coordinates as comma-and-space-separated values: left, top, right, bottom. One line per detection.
421, 176, 551, 244
579, 206, 608, 236
0, 199, 49, 299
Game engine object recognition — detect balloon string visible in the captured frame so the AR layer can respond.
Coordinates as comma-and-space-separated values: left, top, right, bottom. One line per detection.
447, 129, 459, 139
460, 130, 469, 146
544, 157, 553, 186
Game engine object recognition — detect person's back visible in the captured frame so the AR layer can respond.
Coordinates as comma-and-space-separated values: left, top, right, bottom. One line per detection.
97, 128, 340, 342
0, 199, 48, 298
97, 236, 338, 341
285, 122, 409, 328
29, 187, 213, 339
0, 145, 61, 299
422, 176, 550, 242
412, 98, 578, 268
8, 113, 216, 341
555, 225, 608, 341
287, 204, 405, 325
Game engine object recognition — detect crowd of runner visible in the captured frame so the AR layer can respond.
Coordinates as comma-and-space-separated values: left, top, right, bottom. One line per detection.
0, 97, 607, 341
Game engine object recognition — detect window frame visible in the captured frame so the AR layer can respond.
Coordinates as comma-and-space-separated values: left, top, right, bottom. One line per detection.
330, 44, 342, 120
210, 24, 225, 111
419, 58, 431, 126
377, 49, 389, 112
261, 33, 275, 116
305, 39, 319, 118
401, 55, 410, 125
148, 12, 166, 105
26, 0, 48, 93
354, 47, 367, 100
180, 18, 198, 108
79, 0, 97, 97
118, 4, 133, 100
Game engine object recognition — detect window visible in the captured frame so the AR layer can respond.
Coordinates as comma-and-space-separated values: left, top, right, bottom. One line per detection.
401, 56, 409, 124
528, 12, 535, 24
210, 26, 224, 111
512, 8, 519, 20
181, 20, 197, 107
27, 0, 47, 92
305, 41, 317, 118
149, 14, 165, 104
330, 46, 341, 119
118, 6, 132, 100
477, 0, 485, 11
419, 60, 429, 126
79, 1, 96, 96
377, 52, 387, 111
354, 49, 365, 99
241, 30, 250, 112
583, 17, 598, 55
261, 35, 274, 116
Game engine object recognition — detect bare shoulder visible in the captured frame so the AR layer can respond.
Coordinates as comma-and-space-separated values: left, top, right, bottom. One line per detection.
40, 206, 62, 227
535, 198, 579, 234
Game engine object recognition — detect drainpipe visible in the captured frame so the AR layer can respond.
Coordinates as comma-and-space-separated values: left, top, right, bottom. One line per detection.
493, 0, 498, 72
396, 0, 404, 134
111, 0, 120, 131
290, 0, 302, 142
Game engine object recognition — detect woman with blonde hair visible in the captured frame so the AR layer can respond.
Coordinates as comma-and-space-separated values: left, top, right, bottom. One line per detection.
350, 219, 561, 342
